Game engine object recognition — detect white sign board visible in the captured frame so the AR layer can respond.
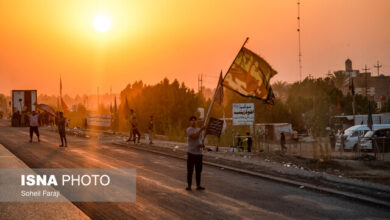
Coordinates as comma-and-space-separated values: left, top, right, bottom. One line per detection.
197, 107, 204, 119
233, 103, 254, 125
87, 114, 111, 128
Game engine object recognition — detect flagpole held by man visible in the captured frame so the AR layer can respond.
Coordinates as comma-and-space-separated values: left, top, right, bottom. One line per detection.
201, 37, 277, 145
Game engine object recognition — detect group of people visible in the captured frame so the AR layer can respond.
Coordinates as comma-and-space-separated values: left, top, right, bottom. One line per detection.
26, 110, 68, 147
12, 110, 55, 127
235, 132, 253, 152
126, 109, 154, 145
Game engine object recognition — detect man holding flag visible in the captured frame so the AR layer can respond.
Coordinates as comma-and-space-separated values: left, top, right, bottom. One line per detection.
191, 38, 277, 190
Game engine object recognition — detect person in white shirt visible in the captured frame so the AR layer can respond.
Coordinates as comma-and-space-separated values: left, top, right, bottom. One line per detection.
28, 111, 40, 142
186, 116, 206, 191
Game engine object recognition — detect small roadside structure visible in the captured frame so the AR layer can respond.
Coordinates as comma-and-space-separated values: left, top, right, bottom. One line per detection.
255, 123, 293, 141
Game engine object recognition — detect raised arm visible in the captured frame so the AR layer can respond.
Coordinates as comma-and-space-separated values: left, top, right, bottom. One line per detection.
188, 126, 205, 139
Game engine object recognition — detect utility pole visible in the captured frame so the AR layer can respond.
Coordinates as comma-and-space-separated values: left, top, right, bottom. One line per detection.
374, 61, 382, 76
198, 74, 203, 95
362, 65, 370, 97
297, 0, 303, 82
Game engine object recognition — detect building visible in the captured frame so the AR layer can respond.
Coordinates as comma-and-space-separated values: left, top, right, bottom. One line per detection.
334, 59, 390, 109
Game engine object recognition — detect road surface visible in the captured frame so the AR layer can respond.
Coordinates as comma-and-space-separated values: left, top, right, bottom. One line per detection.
0, 120, 389, 219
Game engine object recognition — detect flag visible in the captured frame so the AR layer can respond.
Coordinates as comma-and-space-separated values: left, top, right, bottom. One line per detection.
222, 47, 277, 104
349, 78, 355, 95
36, 104, 56, 116
215, 71, 224, 105
61, 98, 68, 111
367, 102, 373, 130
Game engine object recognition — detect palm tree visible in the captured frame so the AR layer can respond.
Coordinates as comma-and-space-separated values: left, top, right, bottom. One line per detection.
272, 81, 290, 101
332, 71, 348, 90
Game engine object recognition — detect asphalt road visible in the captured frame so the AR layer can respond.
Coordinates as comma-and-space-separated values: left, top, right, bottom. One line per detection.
0, 121, 389, 219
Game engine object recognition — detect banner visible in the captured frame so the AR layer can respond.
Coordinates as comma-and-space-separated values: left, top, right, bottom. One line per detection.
36, 104, 56, 116
87, 114, 112, 128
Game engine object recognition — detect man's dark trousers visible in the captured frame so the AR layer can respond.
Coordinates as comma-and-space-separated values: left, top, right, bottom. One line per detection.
187, 153, 203, 187
30, 126, 39, 139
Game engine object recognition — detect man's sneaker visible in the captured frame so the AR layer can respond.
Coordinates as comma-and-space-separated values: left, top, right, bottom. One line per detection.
196, 186, 205, 190
185, 187, 192, 191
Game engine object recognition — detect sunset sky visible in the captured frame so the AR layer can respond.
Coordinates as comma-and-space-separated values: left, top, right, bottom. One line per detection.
0, 0, 389, 96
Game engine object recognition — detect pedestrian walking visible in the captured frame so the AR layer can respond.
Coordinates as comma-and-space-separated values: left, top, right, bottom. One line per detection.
236, 135, 243, 152
129, 109, 141, 144
246, 132, 252, 152
292, 129, 299, 152
329, 129, 336, 151
127, 109, 135, 142
186, 116, 206, 191
280, 132, 286, 152
57, 112, 67, 147
148, 115, 154, 144
28, 111, 40, 142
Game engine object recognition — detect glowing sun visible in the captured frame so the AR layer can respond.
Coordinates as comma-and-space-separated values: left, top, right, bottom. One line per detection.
93, 15, 111, 32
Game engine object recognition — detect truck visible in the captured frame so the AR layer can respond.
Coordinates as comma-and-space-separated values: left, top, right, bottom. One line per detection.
11, 90, 37, 126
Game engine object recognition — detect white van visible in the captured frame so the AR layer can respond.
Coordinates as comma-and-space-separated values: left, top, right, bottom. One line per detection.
336, 124, 390, 151
359, 128, 390, 151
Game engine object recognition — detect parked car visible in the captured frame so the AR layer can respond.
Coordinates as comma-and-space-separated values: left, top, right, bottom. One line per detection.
336, 124, 390, 151
359, 128, 390, 152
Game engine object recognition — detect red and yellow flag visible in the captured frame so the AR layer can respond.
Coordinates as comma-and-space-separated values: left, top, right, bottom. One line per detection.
222, 47, 276, 104
61, 98, 68, 111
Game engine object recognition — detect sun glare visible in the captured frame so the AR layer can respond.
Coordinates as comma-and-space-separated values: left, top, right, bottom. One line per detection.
93, 15, 111, 32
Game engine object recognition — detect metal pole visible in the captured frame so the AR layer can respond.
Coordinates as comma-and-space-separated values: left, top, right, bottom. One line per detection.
222, 37, 249, 81
297, 0, 303, 82
202, 38, 249, 143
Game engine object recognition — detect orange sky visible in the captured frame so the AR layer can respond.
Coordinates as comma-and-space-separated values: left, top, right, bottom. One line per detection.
0, 0, 389, 96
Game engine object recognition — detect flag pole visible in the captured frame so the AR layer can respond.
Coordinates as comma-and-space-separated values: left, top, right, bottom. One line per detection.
201, 71, 222, 143
222, 37, 249, 81
202, 37, 250, 143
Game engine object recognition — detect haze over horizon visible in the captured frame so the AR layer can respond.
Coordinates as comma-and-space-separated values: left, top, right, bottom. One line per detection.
1, 0, 389, 96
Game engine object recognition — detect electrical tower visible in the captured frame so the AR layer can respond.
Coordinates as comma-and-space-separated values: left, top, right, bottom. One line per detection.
374, 61, 382, 76
297, 0, 303, 82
